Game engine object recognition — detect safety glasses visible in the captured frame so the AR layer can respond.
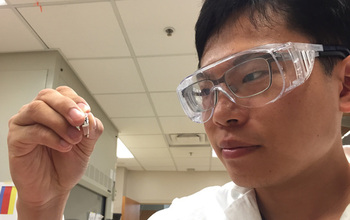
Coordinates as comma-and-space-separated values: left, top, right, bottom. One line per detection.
177, 42, 350, 123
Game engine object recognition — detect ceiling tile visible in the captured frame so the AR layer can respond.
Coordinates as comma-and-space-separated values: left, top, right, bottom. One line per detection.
94, 93, 155, 117
177, 166, 210, 172
126, 167, 144, 171
150, 92, 184, 117
117, 158, 140, 166
174, 157, 210, 166
119, 135, 169, 149
210, 157, 222, 165
159, 116, 206, 134
144, 166, 176, 171
112, 117, 162, 134
138, 55, 198, 92
210, 159, 226, 171
170, 146, 211, 158
137, 157, 175, 167
117, 158, 143, 170
129, 148, 172, 159
18, 2, 130, 58
210, 167, 226, 171
116, 0, 202, 56
0, 9, 44, 52
8, 0, 72, 3
174, 157, 210, 171
70, 58, 145, 94
210, 162, 226, 171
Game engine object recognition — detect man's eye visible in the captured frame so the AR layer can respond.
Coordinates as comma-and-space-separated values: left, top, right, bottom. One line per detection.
242, 70, 269, 83
191, 88, 210, 97
200, 88, 211, 96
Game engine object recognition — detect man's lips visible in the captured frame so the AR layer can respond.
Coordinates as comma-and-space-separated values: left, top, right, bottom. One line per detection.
219, 139, 258, 149
219, 140, 261, 159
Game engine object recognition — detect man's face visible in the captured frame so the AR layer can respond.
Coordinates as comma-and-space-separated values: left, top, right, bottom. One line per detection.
201, 16, 344, 188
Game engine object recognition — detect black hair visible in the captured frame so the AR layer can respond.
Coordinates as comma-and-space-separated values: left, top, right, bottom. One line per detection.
195, 0, 350, 73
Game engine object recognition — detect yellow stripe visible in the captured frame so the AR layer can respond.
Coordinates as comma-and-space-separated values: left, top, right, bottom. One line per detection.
7, 187, 17, 214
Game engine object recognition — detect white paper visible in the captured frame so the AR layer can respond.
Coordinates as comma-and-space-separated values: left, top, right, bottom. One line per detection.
88, 212, 104, 220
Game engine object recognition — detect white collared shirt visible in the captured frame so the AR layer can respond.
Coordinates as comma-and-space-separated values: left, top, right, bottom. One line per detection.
149, 182, 350, 220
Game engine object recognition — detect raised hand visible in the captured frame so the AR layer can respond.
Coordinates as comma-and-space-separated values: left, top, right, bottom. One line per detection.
7, 86, 104, 220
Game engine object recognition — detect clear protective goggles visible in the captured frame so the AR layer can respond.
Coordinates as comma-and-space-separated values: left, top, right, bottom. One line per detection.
177, 42, 350, 123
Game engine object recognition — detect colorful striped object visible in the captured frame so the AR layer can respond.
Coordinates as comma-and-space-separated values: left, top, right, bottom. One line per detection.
0, 186, 17, 215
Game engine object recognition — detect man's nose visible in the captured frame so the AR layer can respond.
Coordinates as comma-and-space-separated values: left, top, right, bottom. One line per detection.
211, 89, 249, 127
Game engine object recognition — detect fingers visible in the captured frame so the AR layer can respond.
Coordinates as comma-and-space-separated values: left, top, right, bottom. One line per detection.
8, 86, 103, 154
8, 123, 74, 156
32, 86, 89, 126
73, 113, 104, 156
10, 87, 85, 146
56, 86, 91, 113
85, 112, 104, 140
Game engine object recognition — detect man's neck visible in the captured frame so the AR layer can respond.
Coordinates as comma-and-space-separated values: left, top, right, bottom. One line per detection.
255, 146, 350, 220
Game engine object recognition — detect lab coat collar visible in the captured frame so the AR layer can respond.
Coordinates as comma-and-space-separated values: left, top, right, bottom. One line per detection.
224, 184, 262, 220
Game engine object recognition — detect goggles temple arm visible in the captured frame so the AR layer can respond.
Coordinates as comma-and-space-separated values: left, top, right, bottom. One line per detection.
320, 45, 350, 59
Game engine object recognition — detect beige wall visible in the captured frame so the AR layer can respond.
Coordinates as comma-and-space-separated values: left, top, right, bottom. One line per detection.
114, 167, 128, 213
0, 69, 48, 182
0, 52, 58, 182
114, 168, 232, 213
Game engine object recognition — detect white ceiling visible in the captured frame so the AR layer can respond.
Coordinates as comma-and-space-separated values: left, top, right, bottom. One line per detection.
0, 0, 226, 172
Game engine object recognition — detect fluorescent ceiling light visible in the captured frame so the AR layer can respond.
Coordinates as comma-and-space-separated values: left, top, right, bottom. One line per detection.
212, 149, 218, 158
117, 138, 134, 158
0, 0, 7, 5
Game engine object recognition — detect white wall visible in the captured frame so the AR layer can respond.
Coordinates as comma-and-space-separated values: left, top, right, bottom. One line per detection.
0, 52, 57, 182
114, 167, 128, 213
114, 169, 231, 209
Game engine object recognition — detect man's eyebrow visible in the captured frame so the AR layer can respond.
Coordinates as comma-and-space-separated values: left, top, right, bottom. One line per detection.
202, 52, 261, 71
195, 72, 210, 80
200, 53, 261, 75
196, 52, 271, 81
230, 53, 265, 66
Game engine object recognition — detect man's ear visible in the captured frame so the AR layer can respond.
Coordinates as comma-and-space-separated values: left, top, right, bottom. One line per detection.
339, 56, 350, 113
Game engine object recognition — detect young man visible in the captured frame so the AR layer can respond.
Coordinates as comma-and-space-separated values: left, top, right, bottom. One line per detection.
150, 0, 350, 219
7, 0, 350, 219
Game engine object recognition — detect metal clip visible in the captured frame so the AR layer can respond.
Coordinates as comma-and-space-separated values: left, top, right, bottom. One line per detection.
76, 114, 89, 138
82, 114, 89, 138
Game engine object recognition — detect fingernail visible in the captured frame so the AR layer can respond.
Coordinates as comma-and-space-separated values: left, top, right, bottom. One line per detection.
77, 102, 91, 113
69, 108, 85, 121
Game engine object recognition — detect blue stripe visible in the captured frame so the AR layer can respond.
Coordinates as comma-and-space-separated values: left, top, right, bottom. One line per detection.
0, 186, 5, 211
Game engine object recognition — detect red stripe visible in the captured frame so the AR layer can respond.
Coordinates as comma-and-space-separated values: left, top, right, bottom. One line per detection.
0, 187, 12, 214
